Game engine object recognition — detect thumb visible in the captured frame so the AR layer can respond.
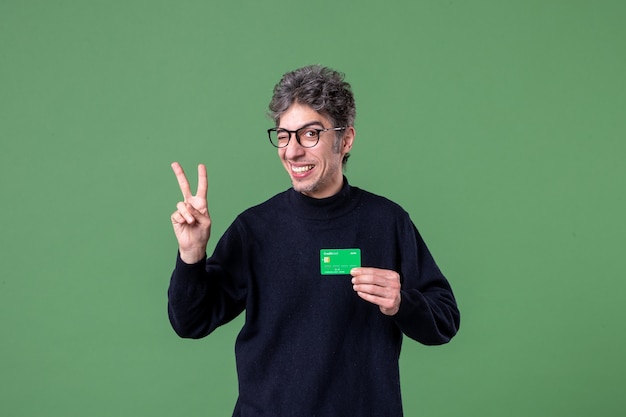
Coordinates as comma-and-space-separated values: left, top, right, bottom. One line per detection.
185, 202, 211, 226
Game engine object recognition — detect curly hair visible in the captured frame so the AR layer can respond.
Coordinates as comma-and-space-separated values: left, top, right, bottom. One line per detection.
268, 65, 356, 165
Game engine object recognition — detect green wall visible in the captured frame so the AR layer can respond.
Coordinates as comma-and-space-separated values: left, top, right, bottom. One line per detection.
1, 1, 624, 416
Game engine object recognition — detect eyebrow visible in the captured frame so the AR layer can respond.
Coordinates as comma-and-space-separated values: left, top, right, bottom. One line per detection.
277, 121, 325, 130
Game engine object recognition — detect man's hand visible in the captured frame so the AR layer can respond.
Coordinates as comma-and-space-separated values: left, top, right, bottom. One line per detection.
170, 162, 211, 264
351, 267, 401, 316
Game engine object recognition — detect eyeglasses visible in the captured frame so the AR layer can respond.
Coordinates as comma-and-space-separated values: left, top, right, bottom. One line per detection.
267, 126, 347, 148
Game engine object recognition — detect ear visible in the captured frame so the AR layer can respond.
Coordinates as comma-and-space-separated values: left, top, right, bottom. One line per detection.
341, 126, 355, 154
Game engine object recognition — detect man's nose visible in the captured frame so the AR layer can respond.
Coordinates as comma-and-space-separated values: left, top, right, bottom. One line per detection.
284, 133, 306, 158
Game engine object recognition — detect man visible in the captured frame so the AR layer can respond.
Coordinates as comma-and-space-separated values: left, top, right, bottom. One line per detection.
168, 65, 460, 416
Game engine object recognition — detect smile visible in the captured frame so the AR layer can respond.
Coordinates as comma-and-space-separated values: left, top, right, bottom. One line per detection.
292, 165, 315, 173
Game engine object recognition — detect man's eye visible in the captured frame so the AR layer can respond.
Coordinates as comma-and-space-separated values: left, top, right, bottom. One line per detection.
277, 131, 289, 140
301, 128, 318, 138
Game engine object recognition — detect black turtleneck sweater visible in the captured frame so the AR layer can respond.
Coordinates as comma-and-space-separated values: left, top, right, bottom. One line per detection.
168, 180, 460, 417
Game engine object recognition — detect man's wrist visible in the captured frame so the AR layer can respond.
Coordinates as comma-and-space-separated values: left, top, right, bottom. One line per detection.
179, 248, 206, 264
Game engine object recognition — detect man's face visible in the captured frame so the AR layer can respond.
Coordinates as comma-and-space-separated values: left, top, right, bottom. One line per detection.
277, 103, 354, 199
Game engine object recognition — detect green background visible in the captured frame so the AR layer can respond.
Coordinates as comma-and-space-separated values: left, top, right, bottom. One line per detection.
1, 1, 624, 416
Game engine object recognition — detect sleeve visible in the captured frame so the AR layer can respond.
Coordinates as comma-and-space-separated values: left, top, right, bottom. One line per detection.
392, 217, 461, 345
167, 219, 248, 339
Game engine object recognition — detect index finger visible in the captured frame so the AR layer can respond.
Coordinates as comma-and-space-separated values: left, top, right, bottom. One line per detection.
350, 267, 398, 279
171, 162, 192, 199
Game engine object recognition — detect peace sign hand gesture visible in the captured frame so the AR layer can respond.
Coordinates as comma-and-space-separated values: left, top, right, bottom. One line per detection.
170, 162, 212, 264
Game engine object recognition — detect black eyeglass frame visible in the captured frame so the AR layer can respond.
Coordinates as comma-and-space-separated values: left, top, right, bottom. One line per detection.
267, 126, 347, 148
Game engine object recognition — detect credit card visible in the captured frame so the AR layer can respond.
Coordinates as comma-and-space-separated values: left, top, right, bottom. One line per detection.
320, 249, 361, 275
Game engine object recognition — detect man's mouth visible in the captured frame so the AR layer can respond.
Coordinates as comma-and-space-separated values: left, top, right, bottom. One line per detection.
291, 164, 315, 174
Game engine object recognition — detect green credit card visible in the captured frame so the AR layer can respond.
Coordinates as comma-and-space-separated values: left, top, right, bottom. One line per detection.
320, 249, 361, 275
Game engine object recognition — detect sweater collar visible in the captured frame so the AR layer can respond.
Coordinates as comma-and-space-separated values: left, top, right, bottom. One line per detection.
286, 177, 361, 220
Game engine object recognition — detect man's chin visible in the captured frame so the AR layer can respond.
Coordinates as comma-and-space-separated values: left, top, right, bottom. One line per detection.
291, 178, 316, 195
292, 183, 313, 194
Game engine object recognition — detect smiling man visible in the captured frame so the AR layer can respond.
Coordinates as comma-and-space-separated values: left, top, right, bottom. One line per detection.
167, 65, 460, 416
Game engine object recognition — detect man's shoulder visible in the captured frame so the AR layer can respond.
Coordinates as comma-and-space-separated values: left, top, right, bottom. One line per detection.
238, 188, 290, 217
354, 186, 407, 215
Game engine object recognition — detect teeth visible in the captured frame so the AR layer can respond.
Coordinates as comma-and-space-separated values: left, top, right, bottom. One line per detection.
292, 165, 314, 173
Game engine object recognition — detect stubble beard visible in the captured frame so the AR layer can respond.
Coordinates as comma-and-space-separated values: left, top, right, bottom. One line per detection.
292, 158, 343, 197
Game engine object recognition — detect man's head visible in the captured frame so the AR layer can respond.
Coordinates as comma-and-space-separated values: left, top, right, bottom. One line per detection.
268, 65, 356, 199
269, 65, 356, 166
